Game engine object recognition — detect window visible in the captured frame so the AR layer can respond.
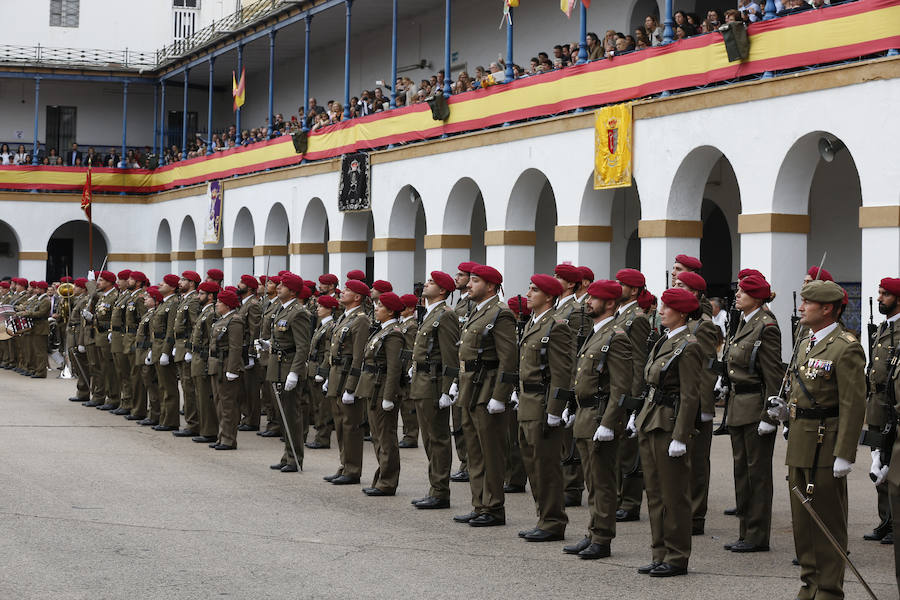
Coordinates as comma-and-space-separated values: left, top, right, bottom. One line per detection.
174, 0, 199, 7
46, 106, 77, 161
49, 0, 79, 27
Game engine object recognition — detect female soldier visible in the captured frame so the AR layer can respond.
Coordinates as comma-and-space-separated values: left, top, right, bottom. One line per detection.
723, 273, 782, 553
208, 289, 245, 450
136, 287, 162, 426
636, 287, 702, 578
355, 291, 406, 496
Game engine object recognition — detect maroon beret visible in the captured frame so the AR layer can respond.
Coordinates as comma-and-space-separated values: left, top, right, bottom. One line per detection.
162, 274, 180, 288
675, 254, 702, 271
299, 285, 312, 300
587, 280, 622, 300
317, 295, 339, 309
379, 291, 404, 312
507, 296, 531, 315
554, 263, 581, 284
304, 279, 317, 289
0, 281, 8, 289
181, 270, 201, 284
430, 270, 455, 293
269, 276, 282, 285
400, 293, 418, 309
345, 279, 370, 297
207, 268, 224, 281
28, 280, 36, 288
319, 273, 339, 286
99, 270, 117, 284
34, 281, 48, 290
240, 274, 259, 290
59, 276, 73, 284
808, 266, 833, 282
198, 281, 220, 294
14, 277, 27, 287
259, 275, 268, 285
677, 271, 707, 292
218, 289, 241, 309
346, 269, 366, 281
616, 268, 645, 288
881, 278, 900, 297
74, 278, 88, 288
531, 274, 563, 297
224, 285, 238, 294
661, 287, 700, 314
130, 271, 148, 284
281, 274, 303, 293
842, 288, 848, 306
372, 280, 393, 293
738, 268, 763, 280
117, 269, 132, 281
739, 274, 771, 300
579, 266, 594, 282
277, 270, 291, 277
637, 289, 656, 310
458, 261, 479, 274
471, 265, 502, 285
146, 286, 163, 303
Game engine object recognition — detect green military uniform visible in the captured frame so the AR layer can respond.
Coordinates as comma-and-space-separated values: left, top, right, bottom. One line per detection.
135, 305, 160, 424
637, 327, 703, 571
398, 315, 419, 446
259, 295, 282, 435
724, 307, 782, 549
687, 312, 719, 533
92, 287, 120, 407
452, 294, 473, 476
410, 300, 460, 502
209, 309, 245, 448
457, 295, 518, 521
517, 308, 575, 536
124, 289, 147, 419
613, 300, 650, 518
572, 317, 631, 550
888, 360, 900, 591
238, 296, 262, 430
308, 314, 336, 448
15, 292, 36, 374
190, 302, 218, 439
786, 317, 865, 600
326, 305, 371, 480
109, 287, 132, 411
266, 298, 313, 469
355, 319, 405, 493
151, 292, 180, 428
173, 290, 201, 432
18, 291, 51, 377
67, 293, 91, 400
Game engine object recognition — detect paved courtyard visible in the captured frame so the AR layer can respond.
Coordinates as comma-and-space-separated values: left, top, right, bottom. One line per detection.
0, 369, 895, 599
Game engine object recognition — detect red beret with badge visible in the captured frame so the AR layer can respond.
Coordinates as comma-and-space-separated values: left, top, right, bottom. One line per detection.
458, 261, 479, 274
345, 279, 370, 297
147, 286, 163, 303
471, 265, 502, 285
346, 269, 366, 281
240, 274, 259, 290
400, 293, 418, 308
616, 268, 645, 288
130, 271, 148, 284
319, 273, 339, 286
181, 270, 201, 283
807, 266, 833, 282
207, 268, 224, 281
199, 281, 220, 294
317, 295, 339, 309
218, 289, 241, 309
881, 278, 900, 297
588, 280, 622, 300
676, 271, 707, 292
162, 274, 180, 287
99, 270, 117, 284
579, 266, 594, 282
661, 287, 700, 314
554, 263, 581, 284
74, 278, 88, 288
117, 269, 132, 281
372, 280, 393, 293
739, 274, 771, 300
281, 274, 303, 293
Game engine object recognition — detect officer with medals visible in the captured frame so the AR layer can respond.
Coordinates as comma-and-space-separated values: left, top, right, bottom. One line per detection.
451, 261, 479, 482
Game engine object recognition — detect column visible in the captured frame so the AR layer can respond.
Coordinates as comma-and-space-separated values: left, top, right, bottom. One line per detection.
504, 5, 514, 80
860, 206, 900, 349
235, 44, 243, 142
484, 230, 535, 293
424, 234, 471, 277
343, 0, 352, 120
577, 2, 588, 63
302, 16, 312, 132
554, 226, 612, 279
207, 56, 215, 155
637, 219, 703, 295
120, 81, 128, 168
327, 240, 367, 281
152, 84, 158, 158
182, 69, 189, 159
18, 251, 48, 279
195, 249, 224, 280
443, 0, 451, 96
290, 242, 326, 276
389, 0, 398, 108
223, 247, 254, 284
159, 80, 167, 165
663, 0, 674, 45
372, 238, 415, 293
267, 30, 276, 137
31, 77, 40, 165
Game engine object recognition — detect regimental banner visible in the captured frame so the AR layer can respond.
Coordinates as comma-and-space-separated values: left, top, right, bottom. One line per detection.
338, 152, 371, 212
203, 180, 222, 244
594, 103, 633, 189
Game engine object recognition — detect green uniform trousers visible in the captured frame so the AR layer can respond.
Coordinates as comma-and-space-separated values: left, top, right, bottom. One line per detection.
577, 437, 620, 545
195, 374, 218, 438
617, 434, 644, 515
691, 420, 714, 530
730, 423, 776, 546
414, 397, 452, 500
462, 403, 506, 519
368, 399, 400, 492
212, 375, 241, 447
519, 420, 567, 535
156, 362, 180, 428
505, 409, 526, 488
332, 395, 365, 479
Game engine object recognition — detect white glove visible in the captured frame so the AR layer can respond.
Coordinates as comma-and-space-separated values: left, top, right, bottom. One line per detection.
245, 357, 255, 369
382, 399, 395, 411
407, 366, 414, 380
593, 424, 615, 442
341, 391, 355, 405
159, 353, 170, 366
285, 371, 299, 391
81, 309, 93, 322
714, 375, 726, 394
766, 396, 788, 422
701, 412, 715, 423
870, 449, 883, 478
225, 371, 239, 381
668, 439, 687, 457
562, 407, 576, 428
107, 332, 112, 342
547, 413, 562, 427
833, 457, 852, 478
144, 353, 152, 366
875, 465, 890, 486
438, 393, 453, 409
77, 345, 85, 353
757, 420, 777, 436
449, 382, 458, 399
626, 413, 637, 438
486, 398, 505, 414
322, 379, 329, 393
314, 374, 324, 383
510, 390, 519, 410
782, 422, 789, 440
184, 352, 192, 363
257, 339, 271, 352
87, 270, 96, 281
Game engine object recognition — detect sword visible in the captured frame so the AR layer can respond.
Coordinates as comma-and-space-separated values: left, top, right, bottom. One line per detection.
272, 382, 302, 471
790, 486, 879, 600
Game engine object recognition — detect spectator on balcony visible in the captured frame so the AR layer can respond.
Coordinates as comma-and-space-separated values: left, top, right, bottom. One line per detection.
706, 10, 722, 29
305, 98, 325, 128
105, 148, 120, 167
272, 113, 285, 132
13, 144, 28, 165
47, 148, 60, 166
85, 147, 99, 167
675, 23, 696, 39
779, 0, 812, 15
686, 12, 703, 31
372, 88, 388, 111
552, 45, 568, 67
0, 144, 11, 165
674, 10, 687, 27
645, 15, 664, 46
65, 143, 82, 167
634, 28, 650, 47
586, 32, 603, 60
74, 156, 84, 167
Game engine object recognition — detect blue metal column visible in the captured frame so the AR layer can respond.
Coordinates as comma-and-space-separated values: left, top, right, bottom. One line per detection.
343, 0, 352, 119
763, 0, 777, 20
577, 2, 588, 63
505, 6, 514, 80
31, 77, 40, 165
303, 16, 312, 132
152, 84, 158, 158
160, 80, 166, 165
389, 0, 398, 108
120, 81, 128, 168
663, 0, 674, 44
207, 57, 215, 155
182, 69, 189, 159
443, 0, 451, 96
236, 44, 243, 142
267, 30, 276, 137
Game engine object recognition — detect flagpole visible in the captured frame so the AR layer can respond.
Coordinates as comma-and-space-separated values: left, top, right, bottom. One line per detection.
88, 208, 93, 272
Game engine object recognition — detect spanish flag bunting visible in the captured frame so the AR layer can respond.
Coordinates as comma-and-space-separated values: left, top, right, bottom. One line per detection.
232, 67, 246, 112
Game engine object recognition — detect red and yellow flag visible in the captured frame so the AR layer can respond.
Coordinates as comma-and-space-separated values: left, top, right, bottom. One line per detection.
561, 0, 589, 17
232, 67, 246, 112
81, 167, 92, 219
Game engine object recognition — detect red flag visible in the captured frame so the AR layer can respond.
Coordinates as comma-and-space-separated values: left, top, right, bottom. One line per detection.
81, 168, 92, 219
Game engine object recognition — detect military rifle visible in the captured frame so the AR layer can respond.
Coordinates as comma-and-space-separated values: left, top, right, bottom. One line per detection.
791, 291, 801, 341
713, 294, 736, 436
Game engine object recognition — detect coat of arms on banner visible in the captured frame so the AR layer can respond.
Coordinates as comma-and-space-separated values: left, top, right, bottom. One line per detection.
594, 103, 633, 190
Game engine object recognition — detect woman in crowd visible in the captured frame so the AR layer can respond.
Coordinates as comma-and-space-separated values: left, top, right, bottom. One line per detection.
0, 144, 11, 165
13, 144, 28, 165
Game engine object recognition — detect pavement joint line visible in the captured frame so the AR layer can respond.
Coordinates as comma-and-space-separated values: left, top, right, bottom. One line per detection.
0, 424, 137, 428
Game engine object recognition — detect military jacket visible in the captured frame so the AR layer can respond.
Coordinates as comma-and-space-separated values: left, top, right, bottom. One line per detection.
259, 296, 281, 341
556, 295, 591, 351
308, 316, 337, 380
689, 313, 720, 416
397, 316, 418, 395
265, 299, 313, 383
326, 306, 371, 397
867, 319, 900, 427
92, 288, 118, 348
123, 289, 146, 355
189, 303, 216, 377
724, 309, 782, 427
454, 293, 473, 327
636, 327, 703, 442
238, 295, 262, 360
173, 290, 201, 362
573, 318, 632, 438
457, 296, 518, 407
66, 294, 88, 348
887, 363, 900, 486
208, 311, 244, 376
785, 326, 866, 468
613, 301, 651, 399
109, 288, 130, 353
150, 294, 179, 363
134, 306, 156, 366
410, 302, 459, 400
517, 308, 574, 422
353, 321, 404, 404
19, 293, 51, 336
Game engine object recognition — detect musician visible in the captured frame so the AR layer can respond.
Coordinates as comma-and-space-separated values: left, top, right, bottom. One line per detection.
66, 279, 91, 402
18, 280, 51, 378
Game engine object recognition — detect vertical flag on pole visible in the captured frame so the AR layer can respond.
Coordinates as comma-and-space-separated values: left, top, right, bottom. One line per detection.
561, 0, 589, 17
594, 103, 633, 189
81, 168, 92, 219
232, 67, 246, 112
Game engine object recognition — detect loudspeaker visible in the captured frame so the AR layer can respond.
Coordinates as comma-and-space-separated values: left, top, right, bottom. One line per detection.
721, 22, 749, 63
426, 92, 450, 121
291, 130, 309, 154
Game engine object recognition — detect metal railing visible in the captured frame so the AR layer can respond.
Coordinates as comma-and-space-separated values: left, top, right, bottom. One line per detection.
0, 44, 158, 70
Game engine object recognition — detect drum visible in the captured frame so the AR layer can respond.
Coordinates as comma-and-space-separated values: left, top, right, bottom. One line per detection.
13, 316, 32, 334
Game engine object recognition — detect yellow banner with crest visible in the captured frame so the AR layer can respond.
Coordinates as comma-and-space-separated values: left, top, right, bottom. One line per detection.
594, 103, 633, 189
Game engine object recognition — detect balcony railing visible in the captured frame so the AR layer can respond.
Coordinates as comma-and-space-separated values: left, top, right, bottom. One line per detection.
0, 44, 158, 70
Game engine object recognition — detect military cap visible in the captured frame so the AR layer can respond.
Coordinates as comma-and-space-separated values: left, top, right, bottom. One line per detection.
181, 270, 201, 283
430, 270, 455, 293
162, 274, 180, 287
531, 274, 563, 297
0, 281, 8, 289
880, 277, 900, 297
372, 280, 393, 293
224, 286, 238, 294
259, 275, 267, 285
281, 274, 303, 293
471, 265, 502, 285
346, 269, 366, 281
616, 268, 645, 288
130, 271, 148, 284
146, 286, 163, 303
317, 295, 339, 309
554, 263, 581, 284
674, 254, 702, 271
677, 271, 707, 292
345, 279, 371, 297
457, 261, 479, 274
240, 274, 259, 290
400, 293, 418, 308
99, 270, 117, 284
579, 266, 594, 282
74, 278, 88, 288
28, 281, 36, 288
14, 278, 27, 287
379, 292, 404, 312
661, 287, 700, 314
507, 296, 530, 315
739, 274, 771, 300
198, 281, 220, 294
807, 266, 833, 282
117, 269, 132, 281
278, 270, 291, 277
218, 289, 241, 309
60, 276, 73, 284
319, 273, 339, 286
738, 268, 763, 280
299, 284, 312, 300
207, 268, 224, 281
34, 281, 48, 290
269, 276, 282, 285
304, 279, 317, 290
637, 289, 656, 310
800, 280, 844, 303
588, 280, 622, 300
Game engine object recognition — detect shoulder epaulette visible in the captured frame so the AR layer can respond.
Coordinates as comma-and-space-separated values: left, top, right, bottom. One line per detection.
840, 331, 857, 343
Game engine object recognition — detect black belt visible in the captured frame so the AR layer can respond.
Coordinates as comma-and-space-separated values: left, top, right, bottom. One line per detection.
274, 346, 296, 354
416, 361, 440, 372
96, 323, 110, 332
126, 327, 137, 334
331, 356, 347, 366
362, 364, 387, 375
793, 406, 839, 419
577, 393, 609, 409
174, 333, 187, 340
185, 342, 193, 351
138, 341, 152, 349
153, 332, 166, 340
648, 386, 679, 409
210, 349, 228, 358
521, 381, 546, 394
461, 359, 499, 372
111, 326, 124, 333
733, 383, 763, 394
875, 383, 887, 394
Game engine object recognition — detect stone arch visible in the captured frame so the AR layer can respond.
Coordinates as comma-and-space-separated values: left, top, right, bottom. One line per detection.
503, 168, 557, 289
437, 177, 487, 275
263, 202, 289, 273
298, 197, 330, 277
46, 221, 109, 283
0, 219, 20, 280
339, 210, 375, 282
608, 177, 642, 276
381, 185, 426, 292
230, 207, 255, 278
176, 216, 196, 274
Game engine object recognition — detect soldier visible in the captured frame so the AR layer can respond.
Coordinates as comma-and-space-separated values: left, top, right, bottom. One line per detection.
564, 279, 631, 559
206, 268, 224, 287
0, 281, 10, 369
765, 280, 866, 599
398, 293, 420, 449
236, 275, 262, 432
347, 269, 366, 281
576, 266, 594, 303
18, 280, 51, 378
207, 289, 244, 450
317, 273, 341, 309
151, 274, 181, 431
324, 279, 372, 485
515, 274, 575, 541
258, 275, 283, 439
266, 274, 313, 473
722, 273, 782, 553
66, 278, 91, 402
123, 272, 149, 421
107, 270, 132, 413
83, 271, 119, 408
613, 268, 650, 523
172, 271, 201, 437
888, 341, 900, 592
636, 287, 703, 578
503, 296, 528, 494
136, 287, 162, 427
673, 271, 719, 536
188, 281, 220, 443
451, 261, 479, 483
306, 294, 339, 449
861, 278, 900, 543
356, 291, 405, 495
409, 271, 460, 509
451, 265, 517, 528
